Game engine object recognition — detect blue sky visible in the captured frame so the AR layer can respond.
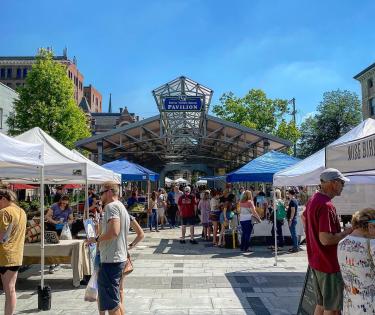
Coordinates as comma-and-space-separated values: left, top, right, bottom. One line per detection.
2, 0, 375, 124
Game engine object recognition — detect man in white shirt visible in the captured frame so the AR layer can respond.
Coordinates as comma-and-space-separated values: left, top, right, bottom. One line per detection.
88, 182, 129, 315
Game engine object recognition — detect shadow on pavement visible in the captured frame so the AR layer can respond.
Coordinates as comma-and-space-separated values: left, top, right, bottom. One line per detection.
225, 271, 305, 315
150, 238, 305, 259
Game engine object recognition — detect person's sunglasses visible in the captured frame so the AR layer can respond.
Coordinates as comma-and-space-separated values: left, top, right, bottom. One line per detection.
100, 189, 110, 195
335, 179, 345, 186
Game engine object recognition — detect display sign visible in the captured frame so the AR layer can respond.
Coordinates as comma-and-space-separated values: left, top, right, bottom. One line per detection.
326, 133, 375, 173
333, 184, 375, 215
297, 267, 317, 315
163, 96, 202, 111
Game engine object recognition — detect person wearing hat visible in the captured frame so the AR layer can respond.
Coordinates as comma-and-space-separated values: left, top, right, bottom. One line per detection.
177, 186, 198, 244
303, 168, 352, 315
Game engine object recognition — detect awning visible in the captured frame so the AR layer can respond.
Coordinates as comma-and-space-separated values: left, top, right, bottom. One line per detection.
227, 151, 300, 183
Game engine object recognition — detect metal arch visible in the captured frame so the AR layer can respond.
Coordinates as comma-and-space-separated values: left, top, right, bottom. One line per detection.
152, 76, 214, 161
76, 77, 292, 170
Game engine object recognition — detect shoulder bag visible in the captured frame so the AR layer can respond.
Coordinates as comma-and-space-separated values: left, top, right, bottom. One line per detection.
123, 253, 134, 276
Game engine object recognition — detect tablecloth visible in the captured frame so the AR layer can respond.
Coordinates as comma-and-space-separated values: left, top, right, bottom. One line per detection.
23, 239, 91, 287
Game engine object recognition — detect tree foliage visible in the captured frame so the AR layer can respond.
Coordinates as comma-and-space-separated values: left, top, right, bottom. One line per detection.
7, 49, 90, 149
298, 90, 362, 158
213, 89, 300, 153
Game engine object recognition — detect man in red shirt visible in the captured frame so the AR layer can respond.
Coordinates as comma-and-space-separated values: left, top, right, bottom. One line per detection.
304, 168, 352, 315
178, 186, 198, 244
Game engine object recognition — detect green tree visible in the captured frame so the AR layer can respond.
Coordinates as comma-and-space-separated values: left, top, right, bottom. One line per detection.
213, 89, 300, 153
7, 49, 90, 148
298, 90, 362, 158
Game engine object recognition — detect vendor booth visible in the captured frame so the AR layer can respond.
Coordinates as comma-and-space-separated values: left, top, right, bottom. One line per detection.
1, 128, 121, 294
102, 159, 160, 226
226, 150, 300, 183
225, 151, 300, 238
272, 118, 375, 265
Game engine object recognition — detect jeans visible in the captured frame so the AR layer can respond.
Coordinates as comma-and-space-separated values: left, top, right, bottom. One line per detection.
289, 218, 298, 249
240, 220, 253, 251
271, 220, 284, 247
168, 204, 178, 227
149, 209, 158, 230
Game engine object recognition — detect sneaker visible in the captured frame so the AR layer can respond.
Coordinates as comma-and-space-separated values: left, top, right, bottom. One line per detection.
54, 264, 61, 272
190, 239, 198, 244
49, 266, 55, 274
180, 239, 186, 244
156, 230, 160, 232
288, 248, 299, 253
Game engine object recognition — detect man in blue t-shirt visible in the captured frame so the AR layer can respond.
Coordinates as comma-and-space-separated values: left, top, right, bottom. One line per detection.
287, 189, 299, 252
167, 186, 178, 228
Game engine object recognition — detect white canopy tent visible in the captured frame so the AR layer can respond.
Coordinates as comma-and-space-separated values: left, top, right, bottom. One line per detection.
274, 118, 375, 186
10, 127, 87, 183
0, 132, 44, 174
71, 150, 121, 184
0, 133, 48, 297
164, 177, 173, 187
196, 179, 207, 186
174, 177, 189, 184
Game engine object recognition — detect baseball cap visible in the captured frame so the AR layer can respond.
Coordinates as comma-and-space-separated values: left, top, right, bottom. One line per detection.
320, 168, 350, 183
184, 186, 191, 192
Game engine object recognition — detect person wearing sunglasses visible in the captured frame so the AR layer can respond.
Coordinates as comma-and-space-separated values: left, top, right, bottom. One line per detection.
303, 168, 352, 315
87, 182, 130, 315
0, 189, 27, 315
338, 208, 375, 315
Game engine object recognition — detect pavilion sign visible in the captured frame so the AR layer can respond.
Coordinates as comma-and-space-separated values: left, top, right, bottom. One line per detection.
326, 133, 375, 173
163, 96, 202, 111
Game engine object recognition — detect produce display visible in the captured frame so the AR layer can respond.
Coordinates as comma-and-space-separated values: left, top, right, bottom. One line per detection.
128, 203, 146, 213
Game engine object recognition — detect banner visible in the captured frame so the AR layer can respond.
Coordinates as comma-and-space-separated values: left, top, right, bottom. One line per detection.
163, 96, 202, 111
333, 184, 375, 215
326, 133, 375, 173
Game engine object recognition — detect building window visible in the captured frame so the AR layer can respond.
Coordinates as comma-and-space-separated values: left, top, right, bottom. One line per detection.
0, 108, 3, 129
7, 68, 12, 78
23, 68, 28, 78
368, 78, 374, 89
16, 68, 21, 79
370, 98, 375, 116
0, 68, 5, 78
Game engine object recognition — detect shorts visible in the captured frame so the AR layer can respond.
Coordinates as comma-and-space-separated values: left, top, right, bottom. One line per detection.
97, 261, 126, 312
311, 268, 343, 311
202, 222, 210, 228
182, 216, 195, 226
209, 210, 221, 222
0, 266, 20, 274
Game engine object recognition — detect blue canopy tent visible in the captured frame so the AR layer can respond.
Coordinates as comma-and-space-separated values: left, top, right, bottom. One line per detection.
226, 151, 300, 183
102, 159, 159, 182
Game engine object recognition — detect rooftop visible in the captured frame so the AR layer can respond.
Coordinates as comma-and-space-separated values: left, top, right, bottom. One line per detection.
353, 62, 375, 80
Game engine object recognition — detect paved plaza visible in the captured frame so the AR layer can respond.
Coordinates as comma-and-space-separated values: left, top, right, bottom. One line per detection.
5, 227, 308, 315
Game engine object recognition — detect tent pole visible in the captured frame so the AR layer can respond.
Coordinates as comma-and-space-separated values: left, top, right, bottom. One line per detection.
273, 185, 278, 266
147, 180, 151, 210
85, 163, 89, 220
40, 166, 45, 288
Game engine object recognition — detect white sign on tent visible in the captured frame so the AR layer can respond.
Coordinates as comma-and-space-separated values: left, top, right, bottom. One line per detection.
326, 133, 375, 173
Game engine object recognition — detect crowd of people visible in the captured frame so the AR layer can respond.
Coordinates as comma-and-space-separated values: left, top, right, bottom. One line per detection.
125, 183, 307, 252
1, 168, 375, 315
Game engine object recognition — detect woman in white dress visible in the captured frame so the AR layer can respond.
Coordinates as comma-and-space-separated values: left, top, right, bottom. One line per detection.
337, 208, 375, 315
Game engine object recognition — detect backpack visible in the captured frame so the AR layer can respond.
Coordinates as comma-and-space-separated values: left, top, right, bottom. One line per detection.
276, 200, 286, 221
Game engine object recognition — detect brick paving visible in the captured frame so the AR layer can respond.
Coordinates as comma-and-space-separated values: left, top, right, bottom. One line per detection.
2, 227, 308, 314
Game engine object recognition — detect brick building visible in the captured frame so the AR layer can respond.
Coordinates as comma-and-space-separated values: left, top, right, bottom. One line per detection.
84, 84, 102, 113
0, 49, 85, 105
354, 62, 375, 119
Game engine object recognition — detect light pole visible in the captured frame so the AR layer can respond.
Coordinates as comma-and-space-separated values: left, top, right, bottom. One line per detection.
288, 98, 297, 157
